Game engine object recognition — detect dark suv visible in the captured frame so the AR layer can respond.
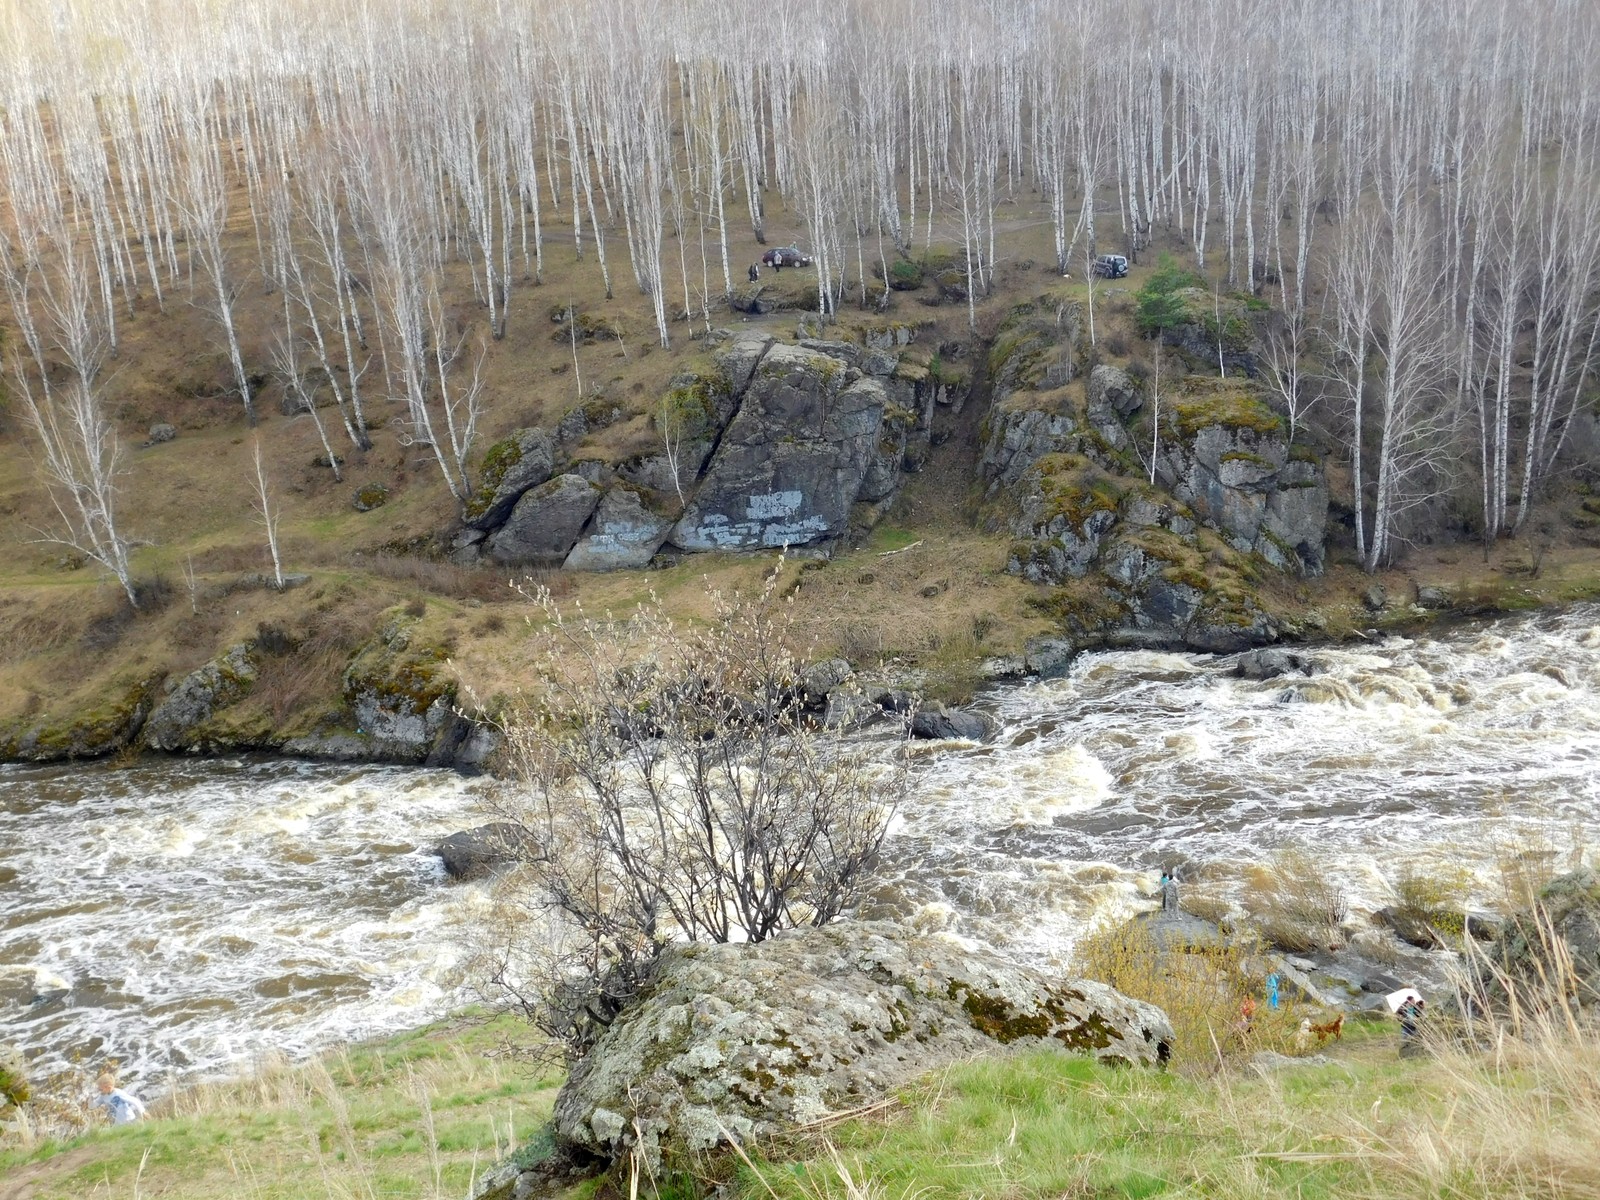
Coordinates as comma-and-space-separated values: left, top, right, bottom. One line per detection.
762, 246, 814, 269
1092, 254, 1129, 279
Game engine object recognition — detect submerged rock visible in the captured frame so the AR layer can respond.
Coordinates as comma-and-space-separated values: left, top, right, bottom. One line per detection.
435, 823, 537, 880
550, 920, 1171, 1168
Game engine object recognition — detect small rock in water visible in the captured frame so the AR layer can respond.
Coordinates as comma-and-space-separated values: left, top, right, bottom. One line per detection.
434, 823, 537, 881
911, 703, 997, 742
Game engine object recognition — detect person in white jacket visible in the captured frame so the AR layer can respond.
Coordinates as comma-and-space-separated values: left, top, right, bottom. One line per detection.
93, 1074, 147, 1124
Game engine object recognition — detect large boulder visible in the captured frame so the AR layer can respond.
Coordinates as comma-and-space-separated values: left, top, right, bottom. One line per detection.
911, 703, 998, 742
434, 823, 538, 880
466, 428, 557, 531
488, 474, 603, 566
142, 644, 257, 751
563, 488, 675, 572
670, 344, 890, 551
550, 921, 1170, 1169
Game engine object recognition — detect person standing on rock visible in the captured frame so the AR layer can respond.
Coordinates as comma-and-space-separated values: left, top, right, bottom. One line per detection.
1159, 869, 1179, 913
93, 1073, 147, 1125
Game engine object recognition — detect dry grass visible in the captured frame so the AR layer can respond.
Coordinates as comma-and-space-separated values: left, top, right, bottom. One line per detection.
1243, 846, 1350, 952
1072, 917, 1302, 1071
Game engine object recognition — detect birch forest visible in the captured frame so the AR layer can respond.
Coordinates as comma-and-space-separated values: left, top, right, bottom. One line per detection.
2, 0, 1598, 596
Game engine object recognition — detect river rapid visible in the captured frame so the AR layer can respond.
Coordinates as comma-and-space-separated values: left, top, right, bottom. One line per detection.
3, 605, 1598, 1089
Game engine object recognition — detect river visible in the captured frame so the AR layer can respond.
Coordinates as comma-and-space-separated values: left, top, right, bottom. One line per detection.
3, 605, 1598, 1088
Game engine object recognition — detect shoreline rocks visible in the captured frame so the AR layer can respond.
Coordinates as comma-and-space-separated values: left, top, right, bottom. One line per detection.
547, 921, 1171, 1171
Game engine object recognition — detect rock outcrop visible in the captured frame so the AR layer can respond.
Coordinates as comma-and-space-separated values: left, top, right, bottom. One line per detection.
487, 474, 603, 566
563, 488, 676, 572
669, 342, 891, 551
977, 294, 1328, 653
547, 921, 1170, 1170
0, 675, 163, 762
456, 327, 937, 570
142, 644, 257, 752
1470, 868, 1600, 1012
466, 427, 557, 531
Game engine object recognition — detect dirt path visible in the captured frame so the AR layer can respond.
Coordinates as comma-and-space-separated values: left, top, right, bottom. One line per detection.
0, 1144, 104, 1200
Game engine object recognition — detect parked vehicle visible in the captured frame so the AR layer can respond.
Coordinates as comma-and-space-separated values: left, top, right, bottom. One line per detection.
1092, 253, 1129, 279
761, 246, 814, 269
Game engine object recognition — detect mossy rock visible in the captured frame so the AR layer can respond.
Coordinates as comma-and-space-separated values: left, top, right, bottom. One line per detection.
352, 482, 390, 512
1172, 379, 1283, 438
5, 674, 164, 761
1029, 454, 1123, 525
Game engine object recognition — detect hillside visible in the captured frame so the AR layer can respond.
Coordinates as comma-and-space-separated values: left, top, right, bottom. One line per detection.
4, 199, 1599, 763
4, 0, 1600, 762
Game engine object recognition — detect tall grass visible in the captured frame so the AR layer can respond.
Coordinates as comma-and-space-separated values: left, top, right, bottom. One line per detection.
736, 892, 1600, 1200
0, 1015, 561, 1200
1072, 916, 1302, 1070
1243, 846, 1349, 952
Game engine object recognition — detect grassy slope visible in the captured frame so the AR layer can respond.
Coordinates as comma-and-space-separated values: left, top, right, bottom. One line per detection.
738, 1024, 1600, 1200
2, 188, 1598, 736
12, 1015, 1597, 1200
0, 1013, 562, 1200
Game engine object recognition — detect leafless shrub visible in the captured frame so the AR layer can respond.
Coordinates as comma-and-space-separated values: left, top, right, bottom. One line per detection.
1244, 846, 1348, 950
467, 561, 912, 1060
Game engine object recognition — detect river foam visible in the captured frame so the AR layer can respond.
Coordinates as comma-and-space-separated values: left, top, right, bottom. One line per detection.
2, 606, 1598, 1089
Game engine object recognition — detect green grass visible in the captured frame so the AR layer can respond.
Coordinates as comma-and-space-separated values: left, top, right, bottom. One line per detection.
864, 526, 921, 553
733, 1027, 1594, 1200
0, 1012, 562, 1200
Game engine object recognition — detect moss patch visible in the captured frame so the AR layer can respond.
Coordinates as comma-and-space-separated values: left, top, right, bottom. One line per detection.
1172, 378, 1283, 438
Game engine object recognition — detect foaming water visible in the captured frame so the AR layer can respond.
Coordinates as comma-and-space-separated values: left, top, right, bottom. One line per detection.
872, 604, 1600, 968
2, 606, 1598, 1090
0, 757, 490, 1087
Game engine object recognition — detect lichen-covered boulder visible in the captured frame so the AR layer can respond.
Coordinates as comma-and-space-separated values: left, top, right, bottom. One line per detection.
669, 344, 890, 551
551, 921, 1171, 1168
466, 428, 556, 531
142, 644, 257, 752
487, 474, 602, 566
563, 487, 676, 572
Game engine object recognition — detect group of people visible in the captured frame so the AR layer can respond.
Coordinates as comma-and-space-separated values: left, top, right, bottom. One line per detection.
1159, 866, 1426, 1057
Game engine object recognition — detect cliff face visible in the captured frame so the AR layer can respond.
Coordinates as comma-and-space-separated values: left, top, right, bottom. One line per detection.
978, 299, 1328, 652
454, 325, 940, 571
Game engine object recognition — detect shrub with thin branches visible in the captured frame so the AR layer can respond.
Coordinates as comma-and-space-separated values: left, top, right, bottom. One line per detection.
469, 562, 912, 1060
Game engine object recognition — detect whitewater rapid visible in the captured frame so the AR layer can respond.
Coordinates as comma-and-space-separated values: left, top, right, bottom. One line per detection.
2, 604, 1597, 1088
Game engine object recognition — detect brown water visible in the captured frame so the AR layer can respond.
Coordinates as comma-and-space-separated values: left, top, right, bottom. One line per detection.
0, 759, 492, 1086
2, 606, 1598, 1089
